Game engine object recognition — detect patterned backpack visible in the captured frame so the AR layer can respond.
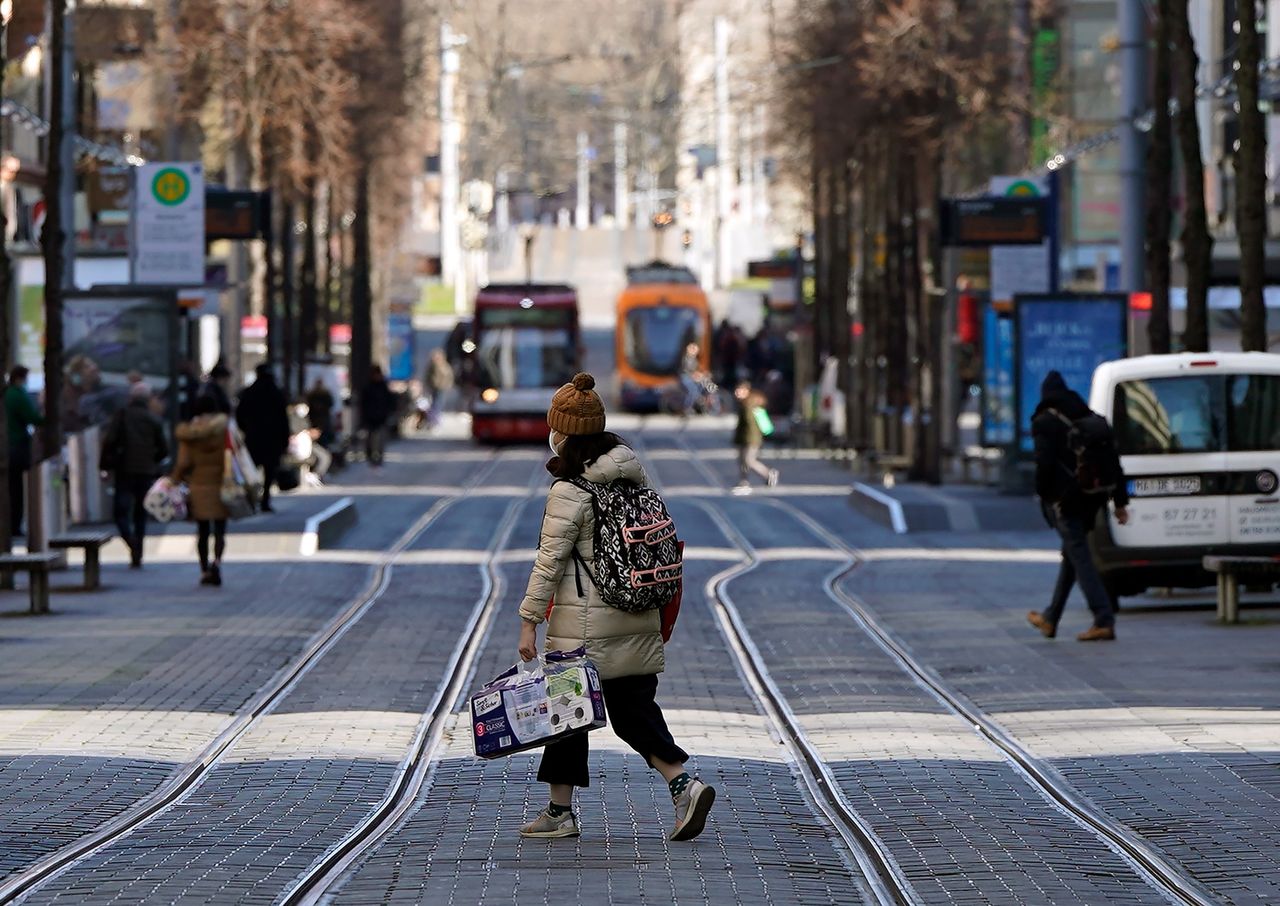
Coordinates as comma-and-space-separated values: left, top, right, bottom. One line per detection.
562, 477, 683, 613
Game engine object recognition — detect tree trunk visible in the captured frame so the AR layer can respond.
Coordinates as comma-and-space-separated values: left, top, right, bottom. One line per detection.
281, 195, 296, 396
299, 178, 319, 394
322, 186, 336, 354
42, 0, 68, 461
0, 13, 11, 553
832, 159, 852, 451
350, 159, 373, 405
1235, 0, 1267, 352
1145, 0, 1173, 354
1170, 0, 1211, 352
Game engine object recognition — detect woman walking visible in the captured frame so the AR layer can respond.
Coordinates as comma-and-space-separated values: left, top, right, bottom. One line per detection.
516, 372, 715, 841
171, 395, 230, 586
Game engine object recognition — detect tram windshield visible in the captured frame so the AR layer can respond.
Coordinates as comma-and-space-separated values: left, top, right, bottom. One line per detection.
474, 326, 576, 390
624, 305, 703, 376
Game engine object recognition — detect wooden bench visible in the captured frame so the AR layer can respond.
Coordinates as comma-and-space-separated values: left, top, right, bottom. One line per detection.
49, 530, 115, 590
1203, 555, 1280, 623
0, 553, 64, 614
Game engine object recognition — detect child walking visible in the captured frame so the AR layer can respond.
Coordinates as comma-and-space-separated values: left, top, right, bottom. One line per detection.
516, 372, 716, 842
733, 383, 779, 491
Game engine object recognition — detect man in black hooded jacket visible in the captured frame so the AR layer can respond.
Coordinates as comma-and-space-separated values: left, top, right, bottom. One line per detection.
1026, 370, 1129, 641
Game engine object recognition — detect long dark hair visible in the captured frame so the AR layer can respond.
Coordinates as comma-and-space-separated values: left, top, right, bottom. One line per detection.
547, 431, 627, 480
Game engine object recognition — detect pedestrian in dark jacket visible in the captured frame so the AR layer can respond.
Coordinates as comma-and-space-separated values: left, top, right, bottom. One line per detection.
200, 363, 234, 416
236, 364, 290, 512
101, 382, 168, 567
305, 379, 336, 445
1027, 370, 1130, 642
359, 366, 395, 467
5, 366, 43, 537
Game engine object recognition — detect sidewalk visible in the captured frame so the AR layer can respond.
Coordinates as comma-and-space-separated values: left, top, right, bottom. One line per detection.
0, 432, 487, 880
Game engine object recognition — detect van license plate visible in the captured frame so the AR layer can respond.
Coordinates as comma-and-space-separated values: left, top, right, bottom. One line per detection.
1129, 476, 1201, 497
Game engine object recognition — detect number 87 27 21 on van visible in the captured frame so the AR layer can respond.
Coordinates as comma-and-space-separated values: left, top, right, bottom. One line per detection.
1087, 352, 1280, 598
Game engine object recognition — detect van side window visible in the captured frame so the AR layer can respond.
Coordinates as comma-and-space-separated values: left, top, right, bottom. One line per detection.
1228, 374, 1280, 451
1112, 377, 1223, 454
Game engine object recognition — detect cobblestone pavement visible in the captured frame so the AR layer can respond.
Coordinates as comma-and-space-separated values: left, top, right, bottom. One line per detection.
22, 488, 535, 905
0, 437, 495, 884
330, 554, 872, 906
2, 425, 1278, 904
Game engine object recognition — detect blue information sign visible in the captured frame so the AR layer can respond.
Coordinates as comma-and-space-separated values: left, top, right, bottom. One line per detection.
1014, 294, 1128, 452
981, 306, 1015, 445
387, 313, 416, 382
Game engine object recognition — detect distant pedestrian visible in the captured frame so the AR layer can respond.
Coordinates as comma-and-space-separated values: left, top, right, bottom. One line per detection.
714, 319, 743, 388
5, 366, 43, 537
100, 382, 168, 568
516, 371, 715, 842
732, 383, 778, 491
236, 364, 290, 512
201, 362, 234, 416
1027, 370, 1130, 642
171, 395, 230, 587
305, 378, 336, 446
424, 349, 455, 427
679, 342, 703, 414
359, 365, 395, 467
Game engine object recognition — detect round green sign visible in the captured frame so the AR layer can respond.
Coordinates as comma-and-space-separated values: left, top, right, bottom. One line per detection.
151, 167, 191, 206
1004, 179, 1041, 198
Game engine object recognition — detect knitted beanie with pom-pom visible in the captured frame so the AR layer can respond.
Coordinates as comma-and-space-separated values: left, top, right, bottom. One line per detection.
547, 372, 606, 435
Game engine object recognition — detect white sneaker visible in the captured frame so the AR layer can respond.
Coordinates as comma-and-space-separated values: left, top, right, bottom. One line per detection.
519, 807, 580, 839
669, 780, 716, 841
766, 469, 780, 488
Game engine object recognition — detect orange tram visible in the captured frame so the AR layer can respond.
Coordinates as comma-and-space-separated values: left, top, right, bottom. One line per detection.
615, 262, 712, 412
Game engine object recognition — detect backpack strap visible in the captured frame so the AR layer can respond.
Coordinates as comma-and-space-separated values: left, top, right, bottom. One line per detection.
552, 478, 598, 593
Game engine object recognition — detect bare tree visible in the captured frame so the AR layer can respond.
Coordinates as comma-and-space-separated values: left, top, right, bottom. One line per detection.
1170, 0, 1211, 352
1145, 0, 1173, 354
1235, 0, 1267, 352
777, 0, 1015, 480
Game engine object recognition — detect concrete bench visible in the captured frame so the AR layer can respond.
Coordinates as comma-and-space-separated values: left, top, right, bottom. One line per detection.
0, 553, 64, 614
49, 530, 115, 590
1203, 555, 1280, 623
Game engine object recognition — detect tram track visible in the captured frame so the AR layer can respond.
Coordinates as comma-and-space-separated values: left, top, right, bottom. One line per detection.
279, 489, 534, 906
0, 451, 514, 905
759, 496, 1219, 906
661, 426, 1216, 905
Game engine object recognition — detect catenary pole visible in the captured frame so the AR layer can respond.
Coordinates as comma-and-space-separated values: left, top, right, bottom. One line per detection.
1117, 0, 1148, 292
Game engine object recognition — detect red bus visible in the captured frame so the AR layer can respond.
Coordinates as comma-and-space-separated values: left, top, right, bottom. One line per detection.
470, 283, 582, 442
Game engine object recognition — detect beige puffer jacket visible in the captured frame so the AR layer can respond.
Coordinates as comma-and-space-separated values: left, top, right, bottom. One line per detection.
519, 445, 665, 680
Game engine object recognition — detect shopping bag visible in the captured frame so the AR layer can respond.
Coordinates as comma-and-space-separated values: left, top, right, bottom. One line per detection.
470, 648, 607, 759
220, 451, 257, 520
226, 421, 264, 491
752, 406, 775, 437
660, 541, 685, 643
144, 477, 188, 524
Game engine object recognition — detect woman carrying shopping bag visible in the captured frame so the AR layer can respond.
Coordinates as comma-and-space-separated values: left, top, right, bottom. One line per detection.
170, 395, 231, 586
515, 372, 715, 842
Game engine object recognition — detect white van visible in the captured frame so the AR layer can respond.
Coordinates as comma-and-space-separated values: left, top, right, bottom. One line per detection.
1087, 352, 1280, 596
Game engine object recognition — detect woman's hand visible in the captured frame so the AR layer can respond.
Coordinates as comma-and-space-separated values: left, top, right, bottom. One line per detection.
518, 620, 538, 661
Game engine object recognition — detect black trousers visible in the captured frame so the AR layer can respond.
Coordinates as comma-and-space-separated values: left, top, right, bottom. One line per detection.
9, 445, 29, 535
197, 520, 227, 569
113, 474, 153, 551
537, 673, 688, 789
